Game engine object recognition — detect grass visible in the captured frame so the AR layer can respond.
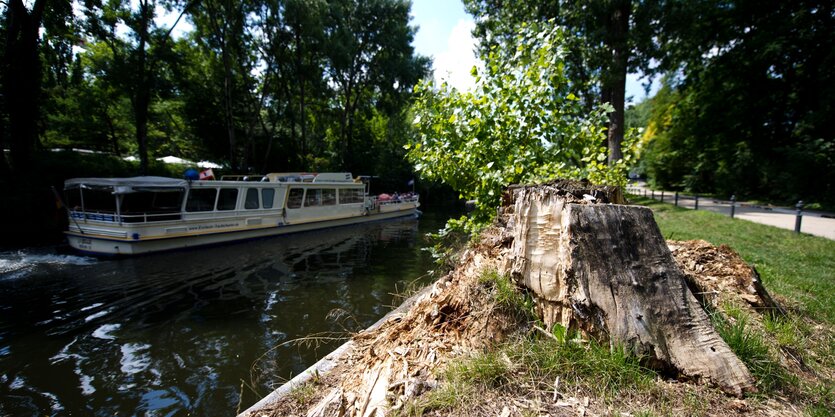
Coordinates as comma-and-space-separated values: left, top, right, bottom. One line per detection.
400, 327, 657, 416
708, 303, 789, 393
401, 196, 834, 416
477, 270, 536, 322
400, 331, 656, 416
631, 194, 835, 414
288, 382, 317, 405
628, 195, 835, 323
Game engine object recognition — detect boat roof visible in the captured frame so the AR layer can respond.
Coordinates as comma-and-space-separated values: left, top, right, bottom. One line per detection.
65, 176, 188, 190
65, 172, 360, 191
264, 172, 355, 183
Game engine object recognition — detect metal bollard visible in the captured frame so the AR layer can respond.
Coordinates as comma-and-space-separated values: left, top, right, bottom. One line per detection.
661, 191, 665, 202
674, 192, 679, 206
652, 190, 655, 200
694, 194, 699, 210
730, 195, 736, 218
795, 200, 804, 233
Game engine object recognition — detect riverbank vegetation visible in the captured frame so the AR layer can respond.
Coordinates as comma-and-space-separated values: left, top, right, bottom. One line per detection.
255, 191, 833, 416
394, 196, 834, 417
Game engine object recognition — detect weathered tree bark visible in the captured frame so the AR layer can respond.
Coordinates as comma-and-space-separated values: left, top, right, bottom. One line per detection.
501, 184, 756, 397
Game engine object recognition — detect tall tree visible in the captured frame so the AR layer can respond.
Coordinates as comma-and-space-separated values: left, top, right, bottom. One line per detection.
83, 0, 190, 174
323, 0, 428, 172
463, 0, 660, 167
189, 0, 251, 171
2, 0, 47, 172
641, 1, 835, 205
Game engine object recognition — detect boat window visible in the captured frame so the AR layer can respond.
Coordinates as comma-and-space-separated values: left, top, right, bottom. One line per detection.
339, 188, 364, 204
305, 189, 323, 207
217, 188, 238, 211
321, 189, 336, 206
65, 188, 82, 210
121, 190, 184, 222
186, 188, 217, 212
287, 188, 304, 209
262, 189, 275, 209
244, 188, 260, 209
81, 189, 117, 212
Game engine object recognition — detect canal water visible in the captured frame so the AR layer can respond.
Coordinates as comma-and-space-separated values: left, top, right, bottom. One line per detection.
0, 210, 452, 415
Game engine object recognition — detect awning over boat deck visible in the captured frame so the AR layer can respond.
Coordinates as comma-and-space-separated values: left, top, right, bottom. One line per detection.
64, 176, 189, 193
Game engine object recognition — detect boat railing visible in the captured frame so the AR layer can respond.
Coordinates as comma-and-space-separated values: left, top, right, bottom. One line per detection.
71, 210, 182, 223
219, 175, 266, 182
377, 195, 419, 206
70, 208, 286, 225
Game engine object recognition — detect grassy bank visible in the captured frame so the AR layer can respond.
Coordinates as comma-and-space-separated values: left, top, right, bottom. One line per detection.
397, 196, 834, 416
628, 195, 835, 323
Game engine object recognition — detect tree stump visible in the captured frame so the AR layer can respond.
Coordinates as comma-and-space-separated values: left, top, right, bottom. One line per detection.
501, 183, 756, 397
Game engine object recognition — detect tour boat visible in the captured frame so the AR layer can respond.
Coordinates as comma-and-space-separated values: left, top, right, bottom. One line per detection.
62, 172, 420, 255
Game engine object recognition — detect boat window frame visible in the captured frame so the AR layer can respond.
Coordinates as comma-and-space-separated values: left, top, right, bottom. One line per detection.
339, 188, 364, 204
244, 188, 260, 210
185, 188, 219, 212
216, 188, 239, 211
304, 188, 323, 207
286, 187, 304, 209
119, 188, 185, 222
321, 189, 337, 206
262, 188, 275, 209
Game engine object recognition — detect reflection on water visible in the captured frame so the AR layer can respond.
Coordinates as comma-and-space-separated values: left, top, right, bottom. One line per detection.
0, 211, 449, 415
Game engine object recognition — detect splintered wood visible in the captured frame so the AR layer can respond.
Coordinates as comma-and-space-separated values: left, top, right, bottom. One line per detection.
295, 247, 517, 417
253, 181, 782, 416
668, 239, 785, 316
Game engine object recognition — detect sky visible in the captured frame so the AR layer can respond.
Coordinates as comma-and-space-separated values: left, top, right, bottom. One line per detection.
409, 0, 660, 103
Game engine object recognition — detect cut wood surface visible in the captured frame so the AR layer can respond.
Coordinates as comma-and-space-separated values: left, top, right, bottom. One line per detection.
502, 184, 756, 396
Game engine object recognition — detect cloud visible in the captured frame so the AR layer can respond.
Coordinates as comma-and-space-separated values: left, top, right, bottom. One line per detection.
432, 19, 482, 91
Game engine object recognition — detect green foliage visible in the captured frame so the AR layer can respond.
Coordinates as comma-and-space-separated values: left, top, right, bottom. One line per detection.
408, 23, 636, 230
637, 2, 835, 207
4, 0, 428, 181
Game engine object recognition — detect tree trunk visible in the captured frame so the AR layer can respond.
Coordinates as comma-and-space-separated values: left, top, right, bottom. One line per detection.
501, 183, 756, 397
134, 0, 151, 175
295, 28, 308, 158
605, 0, 629, 165
222, 38, 237, 172
104, 110, 120, 156
3, 0, 46, 173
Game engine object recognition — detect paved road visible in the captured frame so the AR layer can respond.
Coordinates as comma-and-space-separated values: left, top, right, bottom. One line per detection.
627, 183, 835, 241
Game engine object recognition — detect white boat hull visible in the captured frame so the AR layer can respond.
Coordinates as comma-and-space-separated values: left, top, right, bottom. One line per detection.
66, 208, 419, 256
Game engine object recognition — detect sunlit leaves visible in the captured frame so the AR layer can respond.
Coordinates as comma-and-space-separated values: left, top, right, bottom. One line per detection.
409, 23, 633, 230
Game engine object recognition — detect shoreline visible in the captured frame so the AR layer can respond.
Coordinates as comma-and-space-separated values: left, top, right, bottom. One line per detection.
239, 285, 434, 416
